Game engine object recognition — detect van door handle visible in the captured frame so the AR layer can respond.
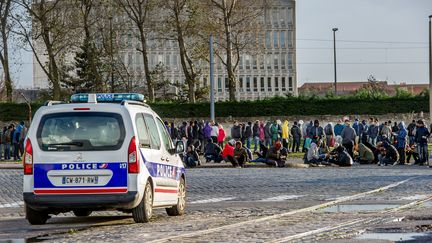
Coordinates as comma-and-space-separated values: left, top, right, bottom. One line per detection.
161, 157, 165, 161
165, 158, 170, 162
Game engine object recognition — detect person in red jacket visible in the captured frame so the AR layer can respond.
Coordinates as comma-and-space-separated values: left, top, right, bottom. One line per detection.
222, 139, 235, 164
218, 124, 226, 147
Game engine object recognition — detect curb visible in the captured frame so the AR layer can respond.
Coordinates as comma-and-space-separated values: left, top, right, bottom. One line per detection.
0, 164, 22, 169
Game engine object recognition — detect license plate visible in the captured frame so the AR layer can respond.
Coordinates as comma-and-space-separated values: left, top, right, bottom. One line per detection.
62, 176, 99, 185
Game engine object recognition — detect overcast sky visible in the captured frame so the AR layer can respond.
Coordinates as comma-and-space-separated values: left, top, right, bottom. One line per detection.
11, 0, 432, 88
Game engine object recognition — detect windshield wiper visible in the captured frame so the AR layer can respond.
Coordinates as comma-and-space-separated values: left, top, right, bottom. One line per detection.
48, 141, 84, 147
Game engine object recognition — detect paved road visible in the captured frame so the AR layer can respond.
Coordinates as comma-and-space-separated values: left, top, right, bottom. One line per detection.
1, 165, 432, 242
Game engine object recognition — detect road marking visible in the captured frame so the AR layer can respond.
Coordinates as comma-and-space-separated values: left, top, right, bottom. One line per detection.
189, 197, 236, 204
269, 195, 432, 243
150, 178, 413, 243
260, 195, 304, 202
0, 201, 24, 209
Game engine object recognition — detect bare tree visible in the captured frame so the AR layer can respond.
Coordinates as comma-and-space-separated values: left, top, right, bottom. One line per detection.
14, 0, 75, 100
161, 0, 207, 103
115, 0, 155, 102
0, 0, 13, 101
206, 0, 266, 101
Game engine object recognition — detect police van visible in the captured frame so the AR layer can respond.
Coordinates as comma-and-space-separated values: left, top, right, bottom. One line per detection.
23, 93, 186, 225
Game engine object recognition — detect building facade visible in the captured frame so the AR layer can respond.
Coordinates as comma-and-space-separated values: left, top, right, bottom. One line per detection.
32, 0, 297, 101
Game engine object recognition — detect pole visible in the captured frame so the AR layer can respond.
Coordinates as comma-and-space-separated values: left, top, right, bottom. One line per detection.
109, 17, 114, 93
210, 34, 215, 122
429, 16, 432, 124
333, 28, 338, 95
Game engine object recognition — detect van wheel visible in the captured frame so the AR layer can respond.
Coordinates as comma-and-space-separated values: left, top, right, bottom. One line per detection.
166, 178, 186, 216
26, 204, 49, 225
132, 181, 153, 223
73, 209, 92, 217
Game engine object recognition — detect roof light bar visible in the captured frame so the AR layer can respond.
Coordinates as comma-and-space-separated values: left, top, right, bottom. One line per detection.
71, 93, 146, 103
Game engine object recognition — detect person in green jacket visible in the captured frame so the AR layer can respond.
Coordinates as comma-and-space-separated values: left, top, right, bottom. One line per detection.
270, 120, 280, 145
357, 143, 374, 164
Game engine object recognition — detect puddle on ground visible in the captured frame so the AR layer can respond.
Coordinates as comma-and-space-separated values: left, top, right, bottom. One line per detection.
319, 204, 400, 213
356, 232, 429, 241
422, 201, 432, 207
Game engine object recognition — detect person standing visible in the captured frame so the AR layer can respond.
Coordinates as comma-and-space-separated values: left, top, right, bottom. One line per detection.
281, 120, 290, 150
217, 124, 225, 147
211, 121, 219, 143
231, 121, 242, 141
324, 122, 334, 147
203, 122, 212, 148
414, 119, 430, 165
244, 122, 253, 150
259, 122, 265, 144
252, 120, 260, 152
291, 121, 302, 152
358, 120, 368, 143
334, 120, 345, 137
309, 120, 324, 143
270, 120, 280, 145
395, 122, 407, 165
341, 120, 356, 158
407, 120, 416, 146
4, 126, 12, 160
170, 123, 179, 144
264, 121, 272, 147
368, 119, 379, 146
0, 127, 3, 161
352, 119, 360, 137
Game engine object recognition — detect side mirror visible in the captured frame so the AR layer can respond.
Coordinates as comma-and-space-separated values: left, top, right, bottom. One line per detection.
171, 141, 185, 155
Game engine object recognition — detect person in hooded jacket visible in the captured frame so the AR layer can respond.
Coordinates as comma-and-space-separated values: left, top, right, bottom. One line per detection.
267, 141, 287, 167
204, 139, 223, 163
407, 120, 416, 146
328, 143, 353, 167
217, 124, 225, 147
414, 119, 430, 165
358, 120, 368, 143
259, 122, 265, 143
264, 121, 272, 147
270, 120, 281, 145
334, 120, 345, 137
233, 141, 249, 168
222, 139, 235, 164
170, 123, 179, 144
341, 120, 356, 158
281, 120, 290, 150
378, 141, 399, 166
291, 121, 302, 152
244, 122, 253, 150
231, 121, 242, 141
211, 121, 219, 143
395, 122, 407, 165
324, 122, 334, 147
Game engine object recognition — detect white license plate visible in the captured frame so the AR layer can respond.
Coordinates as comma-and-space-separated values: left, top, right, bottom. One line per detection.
62, 176, 99, 185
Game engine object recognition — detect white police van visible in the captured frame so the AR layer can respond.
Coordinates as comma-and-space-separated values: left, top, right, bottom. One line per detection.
23, 93, 186, 225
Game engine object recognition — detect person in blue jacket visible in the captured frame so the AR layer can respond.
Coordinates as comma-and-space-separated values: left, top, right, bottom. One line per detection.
395, 122, 407, 165
414, 119, 430, 165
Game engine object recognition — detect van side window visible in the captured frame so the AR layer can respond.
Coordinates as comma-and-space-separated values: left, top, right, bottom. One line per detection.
143, 114, 161, 150
156, 118, 174, 151
135, 114, 151, 148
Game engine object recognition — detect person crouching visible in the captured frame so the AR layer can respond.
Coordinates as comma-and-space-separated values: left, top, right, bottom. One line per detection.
184, 145, 201, 168
267, 141, 287, 167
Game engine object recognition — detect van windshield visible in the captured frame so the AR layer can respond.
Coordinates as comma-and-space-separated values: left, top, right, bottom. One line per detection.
37, 112, 125, 151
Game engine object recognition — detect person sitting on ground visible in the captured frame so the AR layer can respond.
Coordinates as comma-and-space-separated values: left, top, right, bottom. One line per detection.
184, 145, 201, 168
251, 142, 269, 163
306, 139, 327, 165
266, 141, 288, 167
328, 143, 353, 167
356, 142, 375, 164
204, 138, 223, 163
377, 141, 399, 166
233, 141, 249, 168
222, 139, 235, 165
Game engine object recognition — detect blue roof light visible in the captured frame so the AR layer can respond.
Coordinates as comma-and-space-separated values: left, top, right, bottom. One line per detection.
71, 93, 146, 103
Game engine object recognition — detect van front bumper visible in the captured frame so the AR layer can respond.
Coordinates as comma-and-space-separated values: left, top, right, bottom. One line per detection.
23, 191, 138, 210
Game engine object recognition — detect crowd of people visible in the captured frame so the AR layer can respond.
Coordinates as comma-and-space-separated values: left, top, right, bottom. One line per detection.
165, 117, 432, 168
0, 121, 27, 161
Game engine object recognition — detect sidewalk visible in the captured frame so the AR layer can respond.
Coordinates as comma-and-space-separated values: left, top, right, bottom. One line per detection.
0, 159, 308, 169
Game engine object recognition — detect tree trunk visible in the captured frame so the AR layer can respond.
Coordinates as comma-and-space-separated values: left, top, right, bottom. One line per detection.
42, 23, 60, 100
1, 32, 12, 102
223, 9, 236, 101
139, 28, 154, 102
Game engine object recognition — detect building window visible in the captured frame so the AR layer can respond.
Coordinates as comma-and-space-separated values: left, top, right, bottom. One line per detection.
272, 9, 278, 27
288, 31, 293, 47
260, 77, 265, 91
172, 54, 178, 70
225, 77, 229, 92
165, 54, 170, 69
253, 77, 258, 92
266, 31, 271, 49
287, 8, 293, 24
218, 77, 222, 92
275, 77, 279, 91
260, 55, 265, 69
289, 77, 293, 91
282, 77, 286, 91
246, 77, 251, 92
274, 55, 279, 70
280, 31, 286, 48
267, 77, 272, 92
253, 56, 257, 69
239, 77, 244, 92
128, 52, 133, 70
245, 55, 250, 70
280, 8, 286, 25
288, 54, 293, 70
273, 31, 278, 48
267, 55, 272, 70
239, 56, 243, 69
281, 53, 286, 69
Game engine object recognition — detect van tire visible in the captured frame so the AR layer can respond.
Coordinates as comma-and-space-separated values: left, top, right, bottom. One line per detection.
73, 209, 92, 217
26, 204, 49, 225
166, 178, 186, 216
132, 181, 153, 223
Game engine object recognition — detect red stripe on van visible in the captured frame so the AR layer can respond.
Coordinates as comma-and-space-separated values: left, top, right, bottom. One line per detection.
34, 188, 127, 194
155, 188, 178, 194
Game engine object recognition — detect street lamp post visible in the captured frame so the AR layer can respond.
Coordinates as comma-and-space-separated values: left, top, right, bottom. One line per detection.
332, 28, 338, 95
429, 15, 432, 123
209, 34, 215, 122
